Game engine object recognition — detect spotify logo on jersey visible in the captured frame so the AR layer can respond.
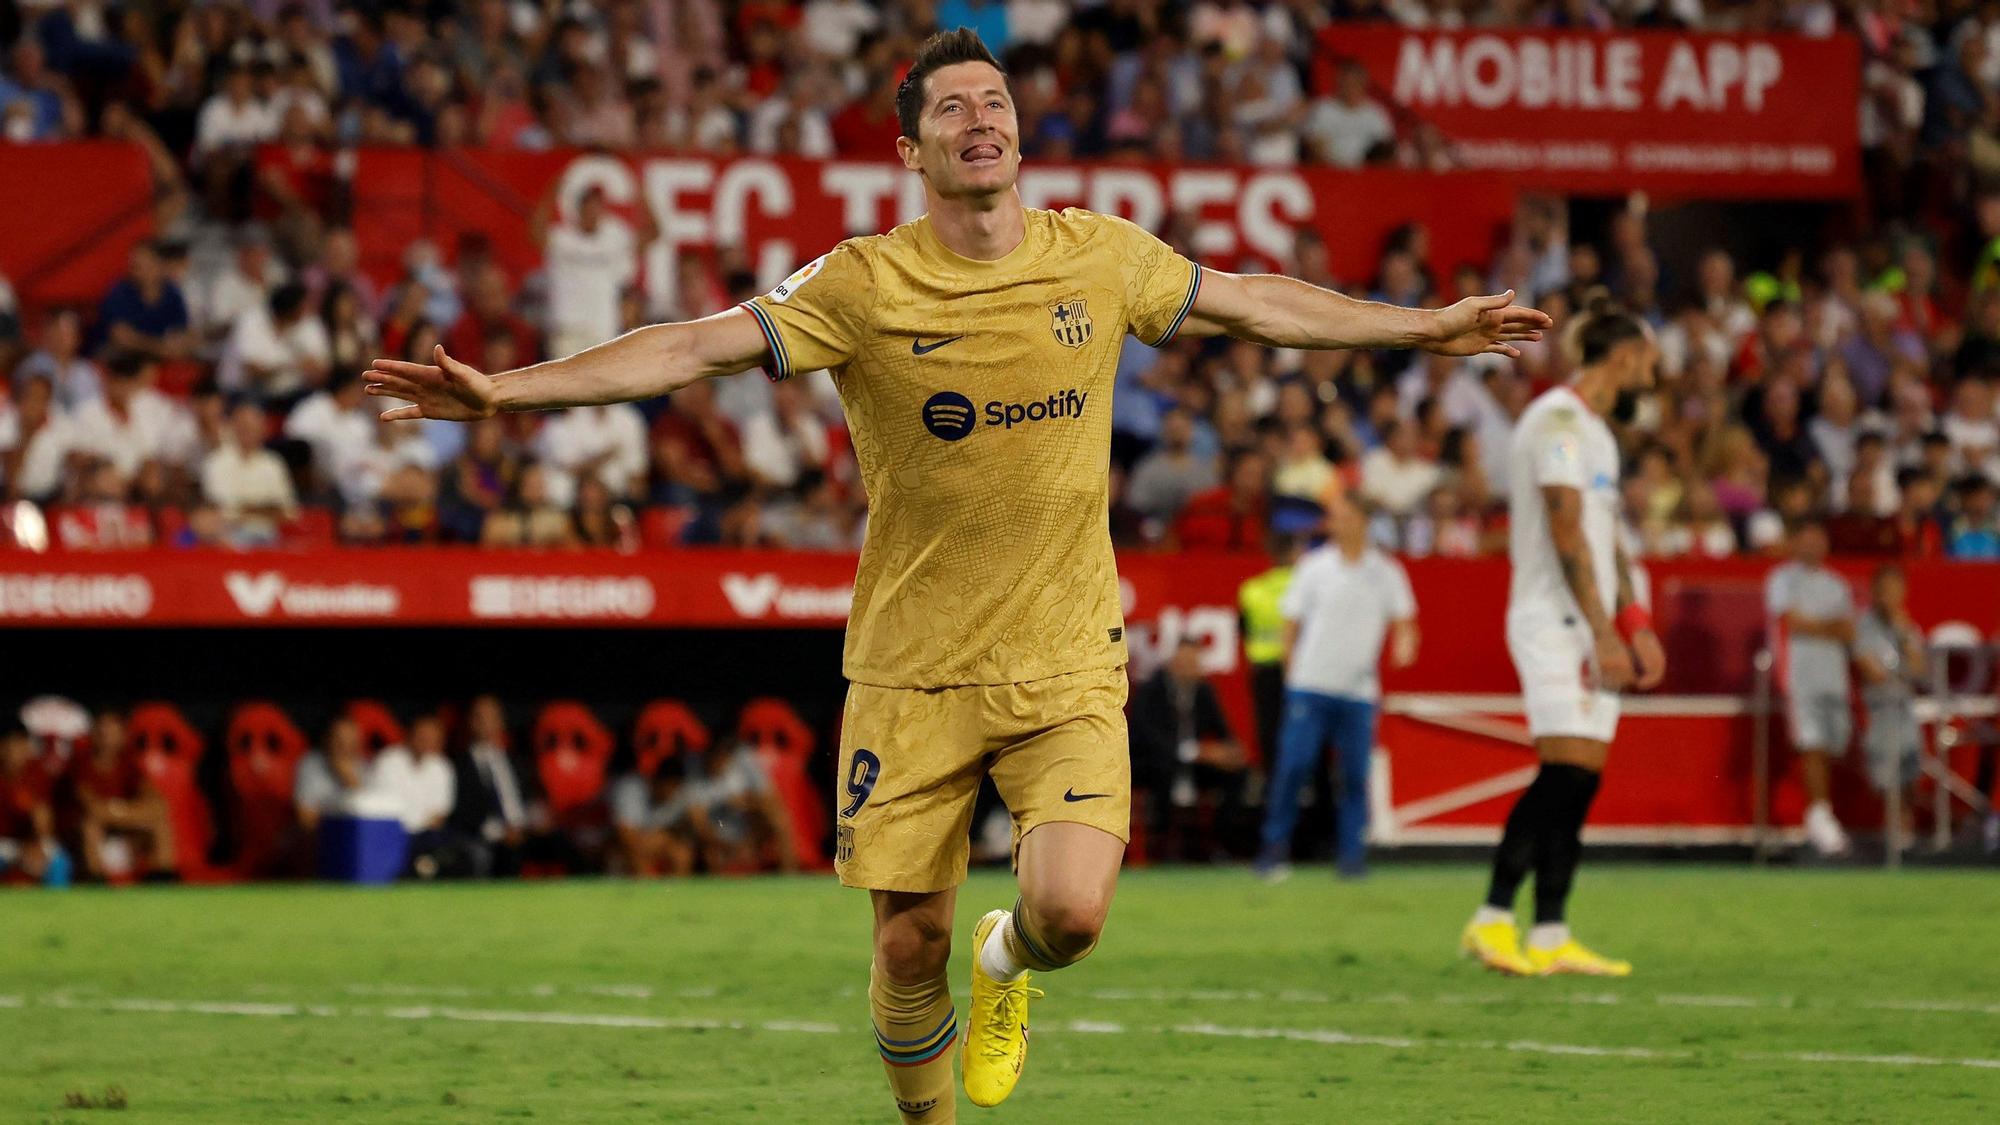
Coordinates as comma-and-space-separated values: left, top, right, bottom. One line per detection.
921, 391, 977, 441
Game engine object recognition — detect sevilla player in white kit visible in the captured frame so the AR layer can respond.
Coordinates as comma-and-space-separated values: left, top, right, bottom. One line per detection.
1463, 302, 1667, 977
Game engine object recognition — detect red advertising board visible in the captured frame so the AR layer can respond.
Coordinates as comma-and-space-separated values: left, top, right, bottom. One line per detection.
1327, 27, 1861, 199
348, 149, 1517, 307
4, 549, 1991, 840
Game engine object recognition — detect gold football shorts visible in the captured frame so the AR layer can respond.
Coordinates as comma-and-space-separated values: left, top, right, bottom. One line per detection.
834, 665, 1131, 893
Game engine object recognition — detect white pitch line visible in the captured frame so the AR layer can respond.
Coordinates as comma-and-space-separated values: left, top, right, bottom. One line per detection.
19, 994, 2000, 1073
1655, 994, 1786, 1009
1867, 999, 2000, 1016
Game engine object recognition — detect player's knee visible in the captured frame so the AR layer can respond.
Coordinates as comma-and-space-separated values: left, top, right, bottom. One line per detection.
874, 912, 952, 981
1026, 894, 1108, 961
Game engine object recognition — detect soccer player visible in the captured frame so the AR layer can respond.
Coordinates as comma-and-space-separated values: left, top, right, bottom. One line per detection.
366, 30, 1548, 1121
1255, 497, 1418, 881
1462, 302, 1665, 979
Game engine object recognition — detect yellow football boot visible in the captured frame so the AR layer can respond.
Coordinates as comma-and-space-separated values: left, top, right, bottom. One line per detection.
1461, 918, 1537, 977
1527, 939, 1632, 977
963, 909, 1042, 1108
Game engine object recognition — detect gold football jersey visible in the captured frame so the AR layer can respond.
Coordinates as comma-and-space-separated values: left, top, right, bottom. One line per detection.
741, 207, 1202, 688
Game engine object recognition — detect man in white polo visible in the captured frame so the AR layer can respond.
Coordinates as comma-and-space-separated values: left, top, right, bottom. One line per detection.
1255, 496, 1417, 880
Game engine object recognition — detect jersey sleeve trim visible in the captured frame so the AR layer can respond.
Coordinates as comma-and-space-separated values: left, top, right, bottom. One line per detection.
739, 300, 792, 382
1149, 263, 1203, 347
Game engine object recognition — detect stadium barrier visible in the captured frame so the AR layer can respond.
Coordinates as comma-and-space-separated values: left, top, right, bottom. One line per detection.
5, 549, 1996, 845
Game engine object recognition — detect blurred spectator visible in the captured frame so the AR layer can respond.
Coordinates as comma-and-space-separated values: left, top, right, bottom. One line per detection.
1128, 409, 1218, 527
67, 352, 199, 486
202, 227, 288, 343
741, 381, 830, 490
201, 399, 299, 543
1360, 419, 1440, 517
0, 723, 61, 885
539, 403, 648, 509
1129, 637, 1246, 862
0, 374, 71, 502
96, 242, 192, 362
446, 265, 538, 375
0, 39, 81, 141
1949, 474, 2000, 558
1766, 520, 1857, 858
293, 717, 367, 834
447, 695, 528, 878
1855, 563, 1926, 840
367, 714, 456, 876
1303, 61, 1391, 168
14, 308, 100, 409
679, 737, 800, 874
533, 184, 650, 360
284, 371, 375, 495
609, 752, 700, 877
482, 461, 575, 547
70, 711, 176, 882
1175, 448, 1271, 550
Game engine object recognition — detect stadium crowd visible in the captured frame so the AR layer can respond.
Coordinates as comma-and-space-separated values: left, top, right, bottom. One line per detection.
4, 1, 2000, 558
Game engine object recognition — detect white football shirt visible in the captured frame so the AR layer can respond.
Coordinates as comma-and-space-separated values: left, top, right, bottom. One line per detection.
1508, 386, 1620, 625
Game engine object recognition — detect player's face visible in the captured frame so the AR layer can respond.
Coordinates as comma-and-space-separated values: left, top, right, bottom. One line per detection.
899, 62, 1020, 199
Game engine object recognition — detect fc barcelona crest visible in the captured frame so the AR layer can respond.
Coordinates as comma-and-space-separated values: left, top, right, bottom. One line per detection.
1049, 298, 1093, 349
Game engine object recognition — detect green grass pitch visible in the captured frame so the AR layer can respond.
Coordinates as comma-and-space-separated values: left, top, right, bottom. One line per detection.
2, 866, 1994, 1122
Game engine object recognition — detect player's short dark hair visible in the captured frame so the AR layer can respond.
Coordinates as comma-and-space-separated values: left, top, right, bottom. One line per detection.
897, 28, 1007, 141
1569, 298, 1647, 366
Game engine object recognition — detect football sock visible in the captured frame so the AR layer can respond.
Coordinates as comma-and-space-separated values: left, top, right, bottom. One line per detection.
1483, 768, 1562, 911
1532, 764, 1602, 925
979, 914, 1027, 983
1528, 922, 1570, 950
870, 962, 958, 1123
1472, 905, 1514, 927
1001, 895, 1096, 972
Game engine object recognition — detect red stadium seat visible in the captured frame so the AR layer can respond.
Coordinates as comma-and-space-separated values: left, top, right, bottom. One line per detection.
632, 700, 709, 778
344, 699, 406, 755
735, 698, 825, 870
224, 701, 309, 877
532, 701, 614, 822
126, 701, 224, 882
280, 508, 337, 549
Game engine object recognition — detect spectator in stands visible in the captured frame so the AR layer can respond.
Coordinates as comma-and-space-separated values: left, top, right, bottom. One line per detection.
203, 226, 287, 344
70, 710, 175, 882
650, 379, 748, 507
533, 183, 651, 360
446, 264, 537, 376
1129, 637, 1246, 862
67, 352, 198, 490
96, 242, 192, 362
368, 714, 456, 878
680, 737, 800, 875
538, 402, 649, 508
0, 374, 68, 502
608, 752, 700, 877
202, 399, 299, 544
448, 694, 528, 878
1855, 563, 1926, 841
219, 282, 332, 407
1360, 418, 1441, 518
14, 308, 100, 409
741, 380, 829, 491
0, 723, 62, 886
294, 716, 367, 834
1303, 61, 1392, 168
284, 371, 375, 497
1949, 474, 2000, 558
573, 474, 637, 549
0, 39, 81, 141
1128, 409, 1218, 527
482, 461, 575, 547
440, 417, 517, 542
1175, 448, 1271, 550
1767, 519, 1858, 857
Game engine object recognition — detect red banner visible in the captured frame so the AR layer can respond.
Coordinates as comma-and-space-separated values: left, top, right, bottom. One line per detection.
1328, 28, 1861, 199
349, 149, 1517, 304
0, 142, 157, 308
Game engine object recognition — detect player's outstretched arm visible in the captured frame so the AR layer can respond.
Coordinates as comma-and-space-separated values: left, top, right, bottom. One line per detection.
1181, 272, 1550, 357
365, 308, 773, 421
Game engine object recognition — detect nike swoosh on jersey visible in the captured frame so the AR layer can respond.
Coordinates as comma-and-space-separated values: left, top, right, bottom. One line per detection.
911, 335, 965, 355
1062, 788, 1111, 802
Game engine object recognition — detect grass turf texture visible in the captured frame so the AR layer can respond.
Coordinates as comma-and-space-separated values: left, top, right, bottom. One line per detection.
2, 866, 1994, 1123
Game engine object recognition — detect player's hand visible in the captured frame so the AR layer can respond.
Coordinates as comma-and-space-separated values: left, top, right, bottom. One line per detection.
366, 344, 499, 421
1630, 629, 1667, 691
1426, 290, 1552, 358
1591, 628, 1635, 692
